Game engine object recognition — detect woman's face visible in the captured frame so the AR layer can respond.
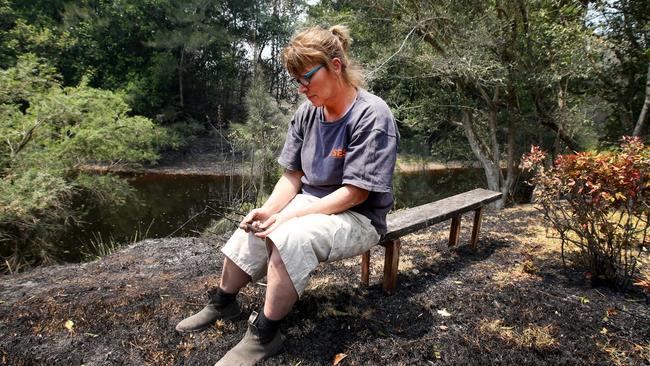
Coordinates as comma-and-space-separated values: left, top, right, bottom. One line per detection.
296, 60, 341, 107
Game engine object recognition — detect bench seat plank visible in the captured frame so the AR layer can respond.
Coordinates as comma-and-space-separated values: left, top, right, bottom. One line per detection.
379, 188, 502, 245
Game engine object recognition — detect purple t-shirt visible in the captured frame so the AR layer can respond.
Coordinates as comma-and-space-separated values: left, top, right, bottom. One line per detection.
277, 89, 399, 235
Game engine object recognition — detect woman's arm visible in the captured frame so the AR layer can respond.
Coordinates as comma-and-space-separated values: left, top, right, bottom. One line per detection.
239, 169, 303, 231
261, 169, 304, 213
255, 184, 368, 237
293, 184, 368, 217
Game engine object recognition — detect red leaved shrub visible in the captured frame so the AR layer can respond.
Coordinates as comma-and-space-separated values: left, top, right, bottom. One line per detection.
521, 137, 649, 288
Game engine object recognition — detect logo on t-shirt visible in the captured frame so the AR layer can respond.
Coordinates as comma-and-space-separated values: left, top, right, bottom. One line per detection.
329, 148, 347, 158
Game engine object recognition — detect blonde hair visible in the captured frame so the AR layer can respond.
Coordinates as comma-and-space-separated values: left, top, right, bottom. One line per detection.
282, 25, 365, 88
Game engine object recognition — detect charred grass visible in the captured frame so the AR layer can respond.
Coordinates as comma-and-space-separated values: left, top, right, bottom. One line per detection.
1, 205, 649, 365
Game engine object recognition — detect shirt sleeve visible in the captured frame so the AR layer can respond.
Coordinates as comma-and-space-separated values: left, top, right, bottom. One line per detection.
277, 112, 303, 171
342, 110, 399, 193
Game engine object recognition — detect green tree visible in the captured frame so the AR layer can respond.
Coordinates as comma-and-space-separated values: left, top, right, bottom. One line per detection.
0, 55, 172, 272
587, 0, 649, 141
230, 69, 289, 205
0, 0, 75, 74
147, 0, 227, 109
311, 0, 598, 207
228, 0, 308, 101
2, 0, 308, 129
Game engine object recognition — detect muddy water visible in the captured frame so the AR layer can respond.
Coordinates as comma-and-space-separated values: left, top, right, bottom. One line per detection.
62, 168, 531, 261
63, 173, 244, 261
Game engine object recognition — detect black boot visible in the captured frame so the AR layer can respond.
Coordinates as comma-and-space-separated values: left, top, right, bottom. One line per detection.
214, 311, 284, 366
175, 288, 241, 332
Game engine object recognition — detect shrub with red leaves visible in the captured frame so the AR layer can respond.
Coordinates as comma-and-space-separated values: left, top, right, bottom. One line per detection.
521, 137, 650, 289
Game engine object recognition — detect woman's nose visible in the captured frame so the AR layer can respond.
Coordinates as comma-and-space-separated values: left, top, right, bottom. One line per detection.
298, 83, 308, 93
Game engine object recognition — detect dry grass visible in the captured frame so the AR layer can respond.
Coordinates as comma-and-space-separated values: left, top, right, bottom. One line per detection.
398, 254, 416, 272
597, 339, 650, 366
478, 319, 557, 350
305, 274, 338, 292
489, 266, 542, 288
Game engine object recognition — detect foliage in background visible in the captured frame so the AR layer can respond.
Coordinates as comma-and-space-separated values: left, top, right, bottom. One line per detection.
1, 0, 307, 128
0, 1, 307, 270
521, 137, 649, 289
230, 70, 290, 206
0, 0, 647, 271
587, 0, 650, 143
1, 0, 645, 161
0, 55, 173, 272
310, 0, 603, 208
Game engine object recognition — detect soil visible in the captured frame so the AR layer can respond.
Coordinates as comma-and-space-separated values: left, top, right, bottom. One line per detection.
1, 205, 649, 366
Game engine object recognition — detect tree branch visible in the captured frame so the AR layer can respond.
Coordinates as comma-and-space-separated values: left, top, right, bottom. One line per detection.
12, 119, 43, 157
531, 91, 580, 152
460, 107, 494, 168
367, 25, 418, 79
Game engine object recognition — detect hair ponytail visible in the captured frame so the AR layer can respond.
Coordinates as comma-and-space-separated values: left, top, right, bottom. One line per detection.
329, 25, 352, 54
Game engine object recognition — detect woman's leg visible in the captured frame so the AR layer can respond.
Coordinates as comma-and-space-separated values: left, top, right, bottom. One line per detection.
176, 230, 266, 332
214, 207, 379, 365
213, 240, 295, 366
220, 257, 252, 294
263, 240, 298, 320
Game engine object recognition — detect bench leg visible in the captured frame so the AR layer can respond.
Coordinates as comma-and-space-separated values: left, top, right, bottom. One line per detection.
470, 207, 483, 251
361, 250, 370, 286
448, 216, 461, 247
383, 239, 401, 296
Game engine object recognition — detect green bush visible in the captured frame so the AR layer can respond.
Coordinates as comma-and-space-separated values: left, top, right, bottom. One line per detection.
229, 72, 289, 205
521, 137, 649, 288
0, 54, 173, 272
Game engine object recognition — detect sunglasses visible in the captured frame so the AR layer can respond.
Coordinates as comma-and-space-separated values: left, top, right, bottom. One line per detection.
292, 64, 324, 87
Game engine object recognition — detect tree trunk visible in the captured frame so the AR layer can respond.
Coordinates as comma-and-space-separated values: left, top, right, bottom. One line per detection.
486, 88, 500, 167
531, 90, 580, 152
476, 83, 510, 207
502, 119, 516, 207
502, 76, 520, 207
554, 79, 568, 157
250, 145, 257, 204
633, 62, 650, 137
179, 45, 185, 108
460, 108, 503, 208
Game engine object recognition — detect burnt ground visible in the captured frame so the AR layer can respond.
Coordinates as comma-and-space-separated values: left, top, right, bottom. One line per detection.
1, 205, 649, 366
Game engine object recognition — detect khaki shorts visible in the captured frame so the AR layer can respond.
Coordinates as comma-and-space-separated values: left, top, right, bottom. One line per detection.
221, 194, 380, 296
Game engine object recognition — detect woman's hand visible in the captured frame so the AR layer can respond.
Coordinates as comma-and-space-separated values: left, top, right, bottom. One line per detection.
239, 208, 273, 233
254, 210, 298, 238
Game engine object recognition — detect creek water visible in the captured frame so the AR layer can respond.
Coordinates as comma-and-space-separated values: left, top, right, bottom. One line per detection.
62, 168, 531, 261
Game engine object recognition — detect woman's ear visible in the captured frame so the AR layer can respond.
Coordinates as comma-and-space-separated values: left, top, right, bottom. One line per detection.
331, 57, 342, 74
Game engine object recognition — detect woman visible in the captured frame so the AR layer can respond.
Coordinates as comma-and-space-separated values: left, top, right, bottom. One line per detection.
176, 25, 399, 366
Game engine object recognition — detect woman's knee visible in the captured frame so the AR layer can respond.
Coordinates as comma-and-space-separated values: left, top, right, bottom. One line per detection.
266, 240, 288, 270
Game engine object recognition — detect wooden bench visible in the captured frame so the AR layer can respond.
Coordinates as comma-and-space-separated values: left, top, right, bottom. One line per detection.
361, 188, 502, 295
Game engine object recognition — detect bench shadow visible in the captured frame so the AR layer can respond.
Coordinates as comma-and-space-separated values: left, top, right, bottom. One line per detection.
395, 237, 510, 296
274, 285, 434, 365
266, 238, 509, 365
